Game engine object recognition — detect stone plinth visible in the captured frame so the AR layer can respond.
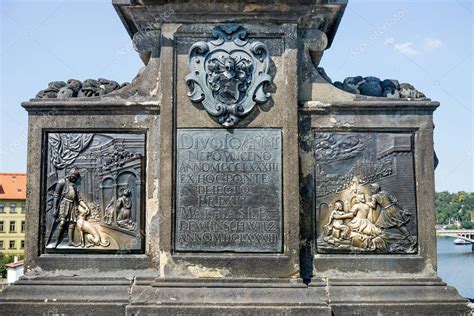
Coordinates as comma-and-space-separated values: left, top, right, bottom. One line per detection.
0, 0, 469, 315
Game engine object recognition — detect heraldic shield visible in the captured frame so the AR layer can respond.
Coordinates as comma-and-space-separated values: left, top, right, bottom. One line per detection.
185, 24, 274, 127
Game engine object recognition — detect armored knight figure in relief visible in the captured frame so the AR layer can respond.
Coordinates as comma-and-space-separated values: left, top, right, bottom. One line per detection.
51, 168, 86, 248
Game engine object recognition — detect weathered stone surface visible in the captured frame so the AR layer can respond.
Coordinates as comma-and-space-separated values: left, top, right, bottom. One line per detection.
299, 98, 440, 275
325, 278, 471, 316
36, 78, 129, 99
328, 73, 426, 99
1, 276, 469, 315
19, 101, 160, 272
358, 76, 383, 96
0, 276, 132, 315
166, 21, 301, 278
128, 278, 331, 315
1, 0, 469, 314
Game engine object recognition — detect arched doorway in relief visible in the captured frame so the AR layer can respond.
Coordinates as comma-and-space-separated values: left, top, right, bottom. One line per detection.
117, 171, 138, 223
101, 177, 115, 225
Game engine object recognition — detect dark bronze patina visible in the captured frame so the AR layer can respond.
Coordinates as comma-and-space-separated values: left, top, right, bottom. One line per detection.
175, 129, 282, 252
44, 132, 145, 253
314, 132, 418, 254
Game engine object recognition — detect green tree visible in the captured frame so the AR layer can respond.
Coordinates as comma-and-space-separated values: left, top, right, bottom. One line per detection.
436, 191, 474, 229
0, 253, 15, 278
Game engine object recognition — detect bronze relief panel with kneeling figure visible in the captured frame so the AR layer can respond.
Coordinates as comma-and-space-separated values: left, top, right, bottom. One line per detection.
314, 131, 418, 254
42, 132, 146, 254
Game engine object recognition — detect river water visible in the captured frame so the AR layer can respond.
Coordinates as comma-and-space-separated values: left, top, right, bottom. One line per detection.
437, 237, 474, 299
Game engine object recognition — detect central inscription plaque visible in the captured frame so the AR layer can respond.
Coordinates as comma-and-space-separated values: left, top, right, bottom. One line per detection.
175, 129, 282, 252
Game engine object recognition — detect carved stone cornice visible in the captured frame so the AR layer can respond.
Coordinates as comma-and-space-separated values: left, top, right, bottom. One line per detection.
113, 0, 348, 54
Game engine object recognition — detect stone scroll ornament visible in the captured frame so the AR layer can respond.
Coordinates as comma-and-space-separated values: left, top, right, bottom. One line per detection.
186, 24, 273, 127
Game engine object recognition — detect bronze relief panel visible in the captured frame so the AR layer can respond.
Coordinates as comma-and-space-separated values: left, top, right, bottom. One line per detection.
42, 132, 145, 253
314, 131, 418, 254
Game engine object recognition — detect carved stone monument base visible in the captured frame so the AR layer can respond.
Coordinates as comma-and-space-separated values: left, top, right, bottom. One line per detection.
1, 0, 470, 315
324, 278, 469, 315
128, 278, 330, 315
0, 276, 131, 315
0, 276, 469, 315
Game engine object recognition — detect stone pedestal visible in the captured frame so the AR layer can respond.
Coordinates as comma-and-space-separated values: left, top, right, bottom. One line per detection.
0, 1, 470, 315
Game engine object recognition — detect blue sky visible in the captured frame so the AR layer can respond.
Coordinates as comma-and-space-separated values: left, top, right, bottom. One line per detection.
0, 0, 472, 192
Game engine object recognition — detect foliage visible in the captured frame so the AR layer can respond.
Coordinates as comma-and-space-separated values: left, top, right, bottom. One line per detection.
436, 191, 474, 229
0, 253, 16, 278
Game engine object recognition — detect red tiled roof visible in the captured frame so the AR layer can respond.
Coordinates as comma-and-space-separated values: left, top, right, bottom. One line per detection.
0, 173, 26, 200
5, 260, 24, 269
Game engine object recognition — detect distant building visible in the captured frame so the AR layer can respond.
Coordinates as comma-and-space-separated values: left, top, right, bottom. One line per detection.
0, 173, 26, 257
6, 259, 24, 284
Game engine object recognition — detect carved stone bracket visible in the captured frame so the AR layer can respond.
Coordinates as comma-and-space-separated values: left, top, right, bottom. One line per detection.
133, 21, 162, 65
185, 24, 274, 127
301, 28, 328, 67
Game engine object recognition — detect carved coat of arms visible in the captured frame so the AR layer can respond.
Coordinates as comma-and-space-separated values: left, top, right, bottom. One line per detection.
186, 24, 273, 127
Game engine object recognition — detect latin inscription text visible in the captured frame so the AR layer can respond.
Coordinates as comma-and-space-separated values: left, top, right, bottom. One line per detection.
175, 129, 282, 252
